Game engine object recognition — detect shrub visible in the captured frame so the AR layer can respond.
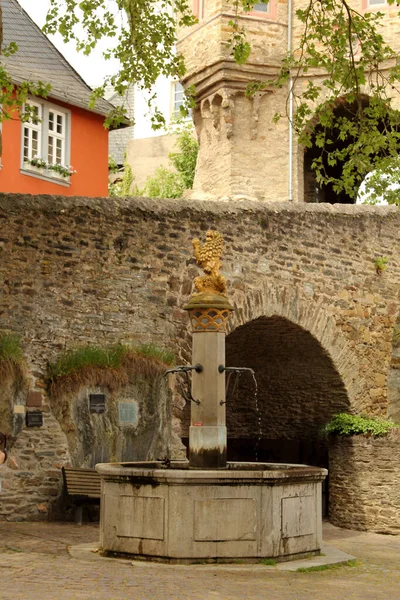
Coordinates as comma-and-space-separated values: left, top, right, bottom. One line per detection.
323, 413, 398, 437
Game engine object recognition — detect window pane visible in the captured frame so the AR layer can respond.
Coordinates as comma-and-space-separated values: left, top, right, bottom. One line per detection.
23, 128, 29, 160
56, 139, 62, 164
368, 0, 386, 4
254, 1, 270, 12
48, 136, 53, 163
56, 114, 63, 134
32, 130, 38, 156
49, 111, 54, 131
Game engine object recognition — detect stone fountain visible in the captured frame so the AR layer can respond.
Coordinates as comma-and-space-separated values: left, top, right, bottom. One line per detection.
96, 231, 327, 563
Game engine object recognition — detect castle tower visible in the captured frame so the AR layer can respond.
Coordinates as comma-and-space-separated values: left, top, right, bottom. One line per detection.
178, 1, 400, 204
178, 0, 297, 202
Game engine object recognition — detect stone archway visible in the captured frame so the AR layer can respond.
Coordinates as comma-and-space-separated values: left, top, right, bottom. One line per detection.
225, 315, 350, 459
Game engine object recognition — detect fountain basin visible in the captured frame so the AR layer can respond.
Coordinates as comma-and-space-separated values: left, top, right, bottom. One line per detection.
96, 461, 327, 563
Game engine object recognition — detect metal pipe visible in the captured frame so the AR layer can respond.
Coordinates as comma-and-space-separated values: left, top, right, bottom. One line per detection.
164, 364, 203, 376
288, 0, 294, 202
218, 365, 255, 375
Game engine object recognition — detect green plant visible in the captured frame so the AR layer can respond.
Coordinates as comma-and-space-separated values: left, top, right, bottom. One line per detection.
0, 333, 23, 364
27, 158, 76, 177
323, 413, 398, 437
47, 342, 175, 398
28, 157, 47, 169
375, 256, 389, 275
260, 558, 277, 566
144, 129, 198, 199
134, 343, 175, 366
109, 163, 138, 197
0, 333, 26, 386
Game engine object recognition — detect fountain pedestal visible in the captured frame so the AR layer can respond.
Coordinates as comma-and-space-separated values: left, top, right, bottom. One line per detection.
184, 291, 233, 469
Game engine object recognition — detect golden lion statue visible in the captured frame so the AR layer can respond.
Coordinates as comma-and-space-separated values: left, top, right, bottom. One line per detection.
192, 230, 227, 296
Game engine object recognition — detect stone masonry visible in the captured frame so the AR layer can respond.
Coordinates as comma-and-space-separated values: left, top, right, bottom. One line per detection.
329, 430, 400, 534
0, 194, 399, 527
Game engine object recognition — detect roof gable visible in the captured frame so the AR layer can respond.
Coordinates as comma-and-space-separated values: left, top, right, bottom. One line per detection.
1, 0, 113, 117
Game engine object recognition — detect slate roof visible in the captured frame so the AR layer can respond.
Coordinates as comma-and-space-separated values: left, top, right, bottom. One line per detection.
105, 86, 135, 163
1, 0, 113, 117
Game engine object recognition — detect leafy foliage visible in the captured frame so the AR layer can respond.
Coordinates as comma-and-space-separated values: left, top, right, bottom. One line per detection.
109, 162, 135, 197
28, 158, 76, 177
44, 0, 197, 129
323, 413, 398, 437
145, 128, 198, 198
374, 255, 389, 274
242, 0, 400, 205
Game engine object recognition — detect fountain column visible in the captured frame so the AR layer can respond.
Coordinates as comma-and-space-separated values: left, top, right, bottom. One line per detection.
184, 231, 233, 468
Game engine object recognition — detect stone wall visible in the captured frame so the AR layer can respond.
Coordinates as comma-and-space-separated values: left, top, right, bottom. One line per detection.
329, 431, 400, 534
0, 194, 399, 526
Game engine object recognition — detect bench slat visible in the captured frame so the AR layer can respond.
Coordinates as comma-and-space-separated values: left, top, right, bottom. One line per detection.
62, 467, 101, 498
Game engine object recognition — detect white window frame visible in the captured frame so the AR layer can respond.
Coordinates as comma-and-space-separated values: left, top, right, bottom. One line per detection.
367, 0, 387, 6
20, 98, 71, 186
171, 82, 191, 120
193, 0, 205, 20
253, 1, 270, 13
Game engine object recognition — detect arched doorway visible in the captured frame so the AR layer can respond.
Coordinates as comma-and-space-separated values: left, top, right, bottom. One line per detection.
225, 315, 350, 514
304, 94, 400, 204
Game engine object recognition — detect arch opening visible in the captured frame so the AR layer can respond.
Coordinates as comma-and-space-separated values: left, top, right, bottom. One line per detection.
225, 316, 350, 513
304, 94, 399, 204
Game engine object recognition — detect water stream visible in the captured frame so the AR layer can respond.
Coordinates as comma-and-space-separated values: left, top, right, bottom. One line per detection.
251, 371, 262, 462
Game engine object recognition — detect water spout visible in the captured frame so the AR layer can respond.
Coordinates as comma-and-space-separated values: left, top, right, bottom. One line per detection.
164, 365, 202, 405
218, 365, 255, 375
164, 364, 203, 376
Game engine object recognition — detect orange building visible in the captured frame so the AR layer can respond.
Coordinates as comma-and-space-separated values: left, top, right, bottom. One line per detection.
1, 0, 114, 197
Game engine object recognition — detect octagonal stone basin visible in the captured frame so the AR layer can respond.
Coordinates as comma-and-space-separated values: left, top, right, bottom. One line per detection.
96, 461, 327, 563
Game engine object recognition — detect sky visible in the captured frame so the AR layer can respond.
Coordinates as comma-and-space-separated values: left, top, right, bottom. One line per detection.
17, 0, 119, 88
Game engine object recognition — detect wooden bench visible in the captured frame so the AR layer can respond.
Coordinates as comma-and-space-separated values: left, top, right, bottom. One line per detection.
62, 467, 101, 525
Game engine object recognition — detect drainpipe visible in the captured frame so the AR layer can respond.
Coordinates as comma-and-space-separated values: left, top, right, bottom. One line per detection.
288, 0, 294, 201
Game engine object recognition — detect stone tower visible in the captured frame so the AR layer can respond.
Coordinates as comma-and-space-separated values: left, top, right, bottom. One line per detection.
178, 0, 400, 203
178, 0, 295, 202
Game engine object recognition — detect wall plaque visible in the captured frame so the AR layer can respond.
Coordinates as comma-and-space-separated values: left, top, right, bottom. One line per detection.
89, 394, 106, 414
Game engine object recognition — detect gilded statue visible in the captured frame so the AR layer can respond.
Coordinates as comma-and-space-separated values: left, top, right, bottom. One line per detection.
192, 230, 227, 296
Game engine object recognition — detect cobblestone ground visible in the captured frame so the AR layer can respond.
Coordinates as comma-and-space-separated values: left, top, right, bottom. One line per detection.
0, 521, 399, 600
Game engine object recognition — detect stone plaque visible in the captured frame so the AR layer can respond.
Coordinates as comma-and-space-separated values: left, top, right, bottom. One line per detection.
118, 402, 138, 425
117, 496, 164, 540
281, 496, 315, 538
194, 498, 256, 541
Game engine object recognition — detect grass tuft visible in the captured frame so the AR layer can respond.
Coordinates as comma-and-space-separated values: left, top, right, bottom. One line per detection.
47, 342, 175, 398
0, 333, 26, 384
260, 558, 277, 566
134, 342, 175, 366
296, 559, 358, 573
0, 333, 23, 363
